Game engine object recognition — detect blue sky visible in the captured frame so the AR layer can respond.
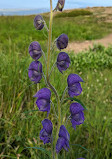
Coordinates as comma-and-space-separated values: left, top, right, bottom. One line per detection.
0, 0, 112, 9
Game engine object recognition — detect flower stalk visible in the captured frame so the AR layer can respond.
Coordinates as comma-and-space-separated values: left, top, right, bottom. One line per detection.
46, 0, 61, 158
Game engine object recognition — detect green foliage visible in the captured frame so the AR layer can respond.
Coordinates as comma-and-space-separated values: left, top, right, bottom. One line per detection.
55, 9, 93, 18
70, 44, 112, 71
0, 12, 112, 158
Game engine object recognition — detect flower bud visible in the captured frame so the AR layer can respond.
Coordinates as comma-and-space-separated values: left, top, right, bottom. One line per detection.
34, 15, 44, 30
29, 41, 42, 60
56, 34, 68, 50
57, 0, 65, 11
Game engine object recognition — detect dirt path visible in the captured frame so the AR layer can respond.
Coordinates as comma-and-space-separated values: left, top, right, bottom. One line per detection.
67, 33, 112, 53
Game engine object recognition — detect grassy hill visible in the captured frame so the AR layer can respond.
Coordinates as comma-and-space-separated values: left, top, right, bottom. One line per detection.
0, 7, 112, 159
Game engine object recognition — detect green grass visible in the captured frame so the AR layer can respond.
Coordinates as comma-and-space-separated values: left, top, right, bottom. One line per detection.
55, 9, 93, 18
0, 10, 112, 159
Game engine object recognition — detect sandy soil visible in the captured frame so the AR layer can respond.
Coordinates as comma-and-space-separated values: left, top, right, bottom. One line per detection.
67, 33, 112, 53
66, 7, 112, 53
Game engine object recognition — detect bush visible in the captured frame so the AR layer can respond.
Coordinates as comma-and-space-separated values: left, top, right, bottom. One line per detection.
70, 44, 112, 71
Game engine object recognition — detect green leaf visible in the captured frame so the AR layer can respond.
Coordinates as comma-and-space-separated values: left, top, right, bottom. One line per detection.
71, 144, 89, 152
23, 109, 38, 114
0, 155, 16, 159
24, 147, 51, 158
67, 97, 87, 110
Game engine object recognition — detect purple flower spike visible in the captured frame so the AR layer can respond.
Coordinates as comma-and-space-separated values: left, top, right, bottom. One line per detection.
29, 41, 42, 60
56, 0, 65, 11
34, 15, 44, 30
67, 74, 84, 97
34, 88, 51, 115
77, 158, 85, 159
56, 34, 68, 50
40, 119, 53, 144
70, 103, 85, 129
56, 52, 70, 73
56, 125, 70, 153
28, 61, 42, 83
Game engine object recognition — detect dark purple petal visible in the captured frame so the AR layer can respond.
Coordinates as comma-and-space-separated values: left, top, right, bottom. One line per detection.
42, 119, 53, 135
36, 98, 50, 114
71, 119, 76, 129
68, 83, 82, 97
40, 128, 48, 138
29, 41, 42, 60
34, 88, 51, 100
63, 140, 70, 151
71, 111, 85, 125
28, 61, 42, 83
40, 128, 51, 144
56, 34, 68, 50
57, 52, 70, 62
59, 125, 70, 141
40, 119, 53, 144
56, 137, 70, 153
77, 158, 85, 159
67, 74, 83, 87
57, 0, 65, 12
70, 103, 85, 129
28, 61, 42, 72
34, 15, 44, 30
70, 103, 84, 115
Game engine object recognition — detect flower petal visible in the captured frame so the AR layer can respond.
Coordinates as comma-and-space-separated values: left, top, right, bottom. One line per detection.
71, 111, 85, 125
42, 119, 53, 134
70, 103, 84, 115
40, 128, 51, 144
67, 74, 83, 87
36, 98, 50, 113
56, 137, 66, 153
68, 82, 82, 97
34, 88, 51, 100
59, 125, 70, 141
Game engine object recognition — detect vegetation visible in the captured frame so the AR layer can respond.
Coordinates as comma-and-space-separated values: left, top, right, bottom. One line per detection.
0, 9, 112, 159
55, 9, 93, 18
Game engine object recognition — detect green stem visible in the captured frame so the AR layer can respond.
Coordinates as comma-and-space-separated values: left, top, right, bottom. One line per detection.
46, 0, 61, 159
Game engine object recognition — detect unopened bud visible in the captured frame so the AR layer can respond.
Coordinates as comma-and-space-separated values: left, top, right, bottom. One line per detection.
57, 0, 65, 11
56, 33, 68, 50
34, 15, 44, 30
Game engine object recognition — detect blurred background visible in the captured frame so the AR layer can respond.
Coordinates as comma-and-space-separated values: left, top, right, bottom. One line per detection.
0, 0, 112, 159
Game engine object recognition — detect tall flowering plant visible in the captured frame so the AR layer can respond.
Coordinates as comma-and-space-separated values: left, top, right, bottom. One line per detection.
27, 0, 86, 158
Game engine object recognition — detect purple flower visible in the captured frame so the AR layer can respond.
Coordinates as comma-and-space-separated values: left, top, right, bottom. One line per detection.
67, 74, 84, 97
56, 0, 65, 11
29, 41, 42, 60
28, 61, 42, 83
70, 103, 85, 129
40, 119, 53, 144
56, 52, 70, 73
56, 125, 70, 153
56, 34, 68, 50
34, 15, 44, 30
77, 158, 85, 159
34, 88, 51, 115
